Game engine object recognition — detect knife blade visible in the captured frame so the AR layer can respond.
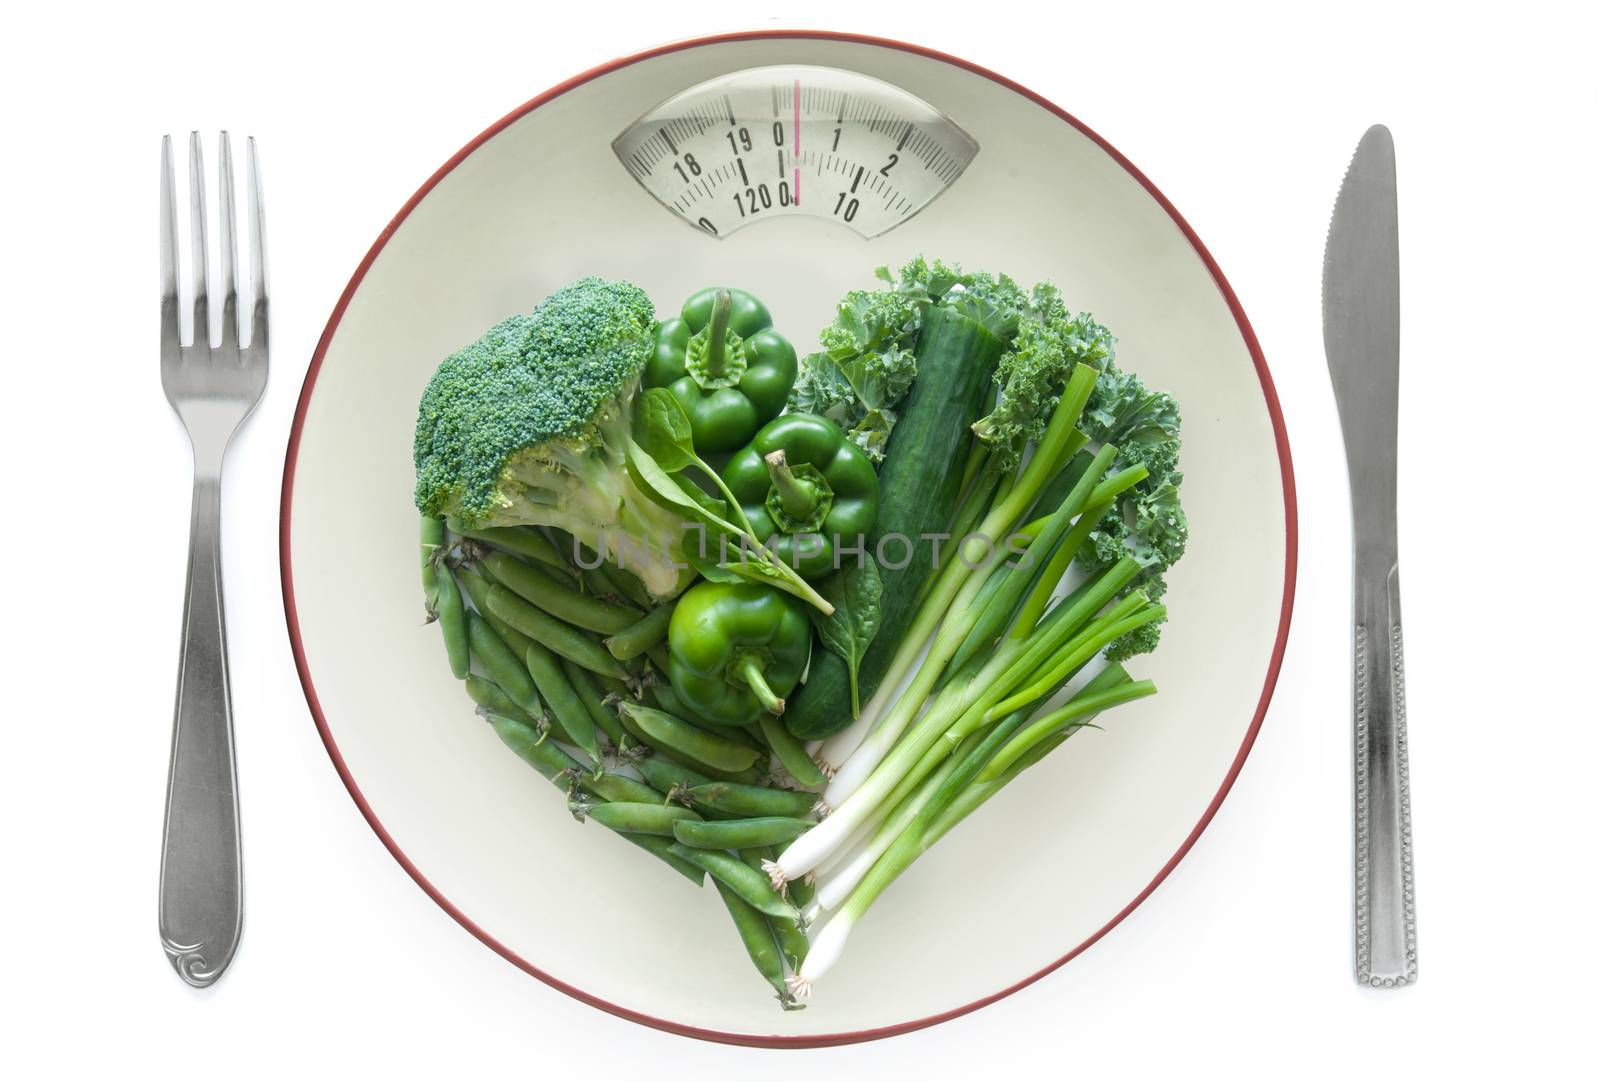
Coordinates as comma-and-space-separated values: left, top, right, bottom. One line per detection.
1322, 123, 1417, 987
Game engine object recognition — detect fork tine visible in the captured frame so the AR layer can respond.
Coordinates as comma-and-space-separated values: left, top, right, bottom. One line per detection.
160, 136, 181, 358
246, 136, 269, 355
218, 133, 239, 349
188, 132, 210, 349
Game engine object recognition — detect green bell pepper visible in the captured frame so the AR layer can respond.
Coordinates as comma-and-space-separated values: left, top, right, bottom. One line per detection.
667, 582, 811, 727
722, 413, 880, 578
644, 287, 799, 454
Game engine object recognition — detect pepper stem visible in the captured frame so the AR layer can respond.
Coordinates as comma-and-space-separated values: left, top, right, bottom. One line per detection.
737, 657, 787, 716
764, 449, 820, 522
704, 289, 733, 378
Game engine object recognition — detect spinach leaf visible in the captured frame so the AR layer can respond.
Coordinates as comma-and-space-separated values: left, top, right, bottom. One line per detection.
808, 557, 883, 716
633, 387, 697, 473
625, 435, 740, 538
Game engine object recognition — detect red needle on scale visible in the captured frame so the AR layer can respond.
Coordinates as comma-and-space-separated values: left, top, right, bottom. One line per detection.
793, 79, 801, 205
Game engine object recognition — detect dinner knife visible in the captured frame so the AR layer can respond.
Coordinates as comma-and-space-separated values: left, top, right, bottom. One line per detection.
1322, 124, 1417, 987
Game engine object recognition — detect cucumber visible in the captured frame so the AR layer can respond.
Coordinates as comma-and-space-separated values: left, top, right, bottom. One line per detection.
785, 305, 1003, 738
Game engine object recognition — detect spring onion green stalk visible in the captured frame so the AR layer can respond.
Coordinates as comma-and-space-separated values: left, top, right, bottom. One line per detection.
1011, 463, 1150, 544
938, 443, 1119, 684
1007, 499, 1111, 637
770, 554, 1141, 887
813, 365, 1100, 810
818, 565, 988, 808
983, 601, 1164, 725
790, 665, 1151, 996
788, 704, 1021, 997
811, 733, 977, 912
812, 660, 1133, 912
980, 679, 1156, 781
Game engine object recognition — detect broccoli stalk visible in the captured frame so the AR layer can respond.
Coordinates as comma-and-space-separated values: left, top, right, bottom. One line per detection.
413, 278, 695, 600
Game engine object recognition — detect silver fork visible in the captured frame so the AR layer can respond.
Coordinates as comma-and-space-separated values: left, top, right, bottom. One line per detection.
158, 132, 268, 987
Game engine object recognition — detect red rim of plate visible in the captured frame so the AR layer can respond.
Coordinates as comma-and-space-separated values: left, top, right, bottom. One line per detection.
280, 29, 1298, 1049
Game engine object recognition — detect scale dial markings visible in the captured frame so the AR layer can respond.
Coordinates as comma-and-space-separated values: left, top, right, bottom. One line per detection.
612, 65, 979, 239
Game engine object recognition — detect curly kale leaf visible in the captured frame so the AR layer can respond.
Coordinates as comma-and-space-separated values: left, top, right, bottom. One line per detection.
787, 352, 861, 425
970, 286, 1117, 474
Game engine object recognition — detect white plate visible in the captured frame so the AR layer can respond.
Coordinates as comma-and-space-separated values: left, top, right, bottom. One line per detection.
282, 31, 1296, 1046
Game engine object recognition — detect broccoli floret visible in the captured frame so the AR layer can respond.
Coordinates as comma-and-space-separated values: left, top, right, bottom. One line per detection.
412, 277, 692, 599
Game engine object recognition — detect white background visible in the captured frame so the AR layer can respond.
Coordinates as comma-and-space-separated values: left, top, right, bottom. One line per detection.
3, 1, 1596, 1087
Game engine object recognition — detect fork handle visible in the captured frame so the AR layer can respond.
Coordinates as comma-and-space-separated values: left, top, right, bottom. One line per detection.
1352, 561, 1417, 987
158, 473, 243, 987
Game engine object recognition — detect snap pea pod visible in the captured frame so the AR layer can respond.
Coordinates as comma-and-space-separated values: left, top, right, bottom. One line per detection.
484, 551, 642, 635
578, 770, 664, 806
633, 754, 749, 804
601, 559, 653, 612
647, 685, 765, 751
673, 816, 815, 850
482, 583, 627, 680
679, 781, 820, 819
546, 529, 655, 611
620, 833, 705, 886
650, 740, 760, 786
757, 715, 826, 788
480, 713, 700, 884
485, 611, 534, 661
643, 643, 671, 676
457, 564, 534, 657
713, 876, 798, 1008
453, 562, 495, 616
562, 660, 632, 750
421, 518, 469, 678
467, 613, 541, 717
637, 756, 708, 797
573, 770, 702, 884
445, 519, 577, 584
420, 514, 447, 614
605, 603, 673, 662
523, 640, 602, 764
618, 702, 760, 775
741, 847, 808, 975
465, 674, 571, 747
647, 683, 707, 728
575, 557, 629, 606
667, 844, 800, 922
482, 712, 587, 787
580, 801, 700, 837
431, 561, 470, 679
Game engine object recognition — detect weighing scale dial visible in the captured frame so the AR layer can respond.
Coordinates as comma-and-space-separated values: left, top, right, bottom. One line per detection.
612, 65, 980, 239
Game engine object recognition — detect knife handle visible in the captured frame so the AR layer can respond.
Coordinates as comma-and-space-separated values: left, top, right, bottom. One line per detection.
1352, 561, 1417, 987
